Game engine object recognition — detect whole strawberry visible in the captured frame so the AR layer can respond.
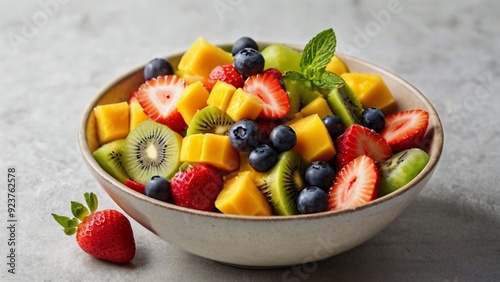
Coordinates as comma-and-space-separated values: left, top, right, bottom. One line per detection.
170, 164, 224, 212
52, 193, 135, 264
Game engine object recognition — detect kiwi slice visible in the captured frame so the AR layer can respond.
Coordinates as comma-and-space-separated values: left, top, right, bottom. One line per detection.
93, 139, 129, 183
122, 120, 183, 183
326, 83, 364, 127
256, 150, 308, 215
282, 77, 321, 115
378, 148, 430, 197
186, 106, 235, 136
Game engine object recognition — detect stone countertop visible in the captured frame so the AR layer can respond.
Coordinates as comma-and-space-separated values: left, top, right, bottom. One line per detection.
1, 0, 499, 281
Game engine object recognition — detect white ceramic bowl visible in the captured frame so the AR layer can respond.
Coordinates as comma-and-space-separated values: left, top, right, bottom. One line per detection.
79, 44, 444, 268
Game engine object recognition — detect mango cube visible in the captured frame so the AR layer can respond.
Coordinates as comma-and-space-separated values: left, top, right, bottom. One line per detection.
206, 81, 237, 112
299, 96, 333, 119
94, 101, 130, 145
238, 152, 266, 184
177, 37, 233, 79
289, 114, 336, 163
341, 73, 396, 114
226, 88, 263, 121
177, 81, 210, 124
325, 55, 350, 75
129, 96, 150, 131
215, 171, 272, 216
180, 133, 240, 171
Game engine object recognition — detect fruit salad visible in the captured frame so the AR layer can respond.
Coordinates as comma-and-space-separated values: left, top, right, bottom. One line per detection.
91, 28, 431, 216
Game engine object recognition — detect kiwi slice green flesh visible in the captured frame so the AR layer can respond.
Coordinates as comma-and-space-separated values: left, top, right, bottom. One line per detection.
257, 150, 308, 215
186, 106, 235, 136
283, 77, 321, 115
326, 83, 364, 127
122, 120, 182, 184
378, 148, 430, 197
93, 139, 129, 183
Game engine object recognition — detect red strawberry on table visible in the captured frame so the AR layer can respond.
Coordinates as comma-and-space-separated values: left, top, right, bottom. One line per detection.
380, 109, 429, 152
207, 64, 245, 91
334, 124, 392, 170
170, 164, 224, 212
52, 193, 135, 264
243, 72, 290, 119
136, 75, 187, 133
328, 155, 379, 211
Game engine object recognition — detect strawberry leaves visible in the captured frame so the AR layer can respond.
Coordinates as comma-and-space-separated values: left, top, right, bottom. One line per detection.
283, 28, 345, 91
52, 192, 99, 235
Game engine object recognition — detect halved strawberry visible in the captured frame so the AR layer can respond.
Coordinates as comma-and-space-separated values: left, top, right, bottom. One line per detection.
380, 109, 429, 152
328, 155, 379, 211
128, 90, 138, 103
170, 164, 224, 212
136, 75, 187, 133
243, 72, 290, 119
207, 64, 244, 91
335, 124, 392, 170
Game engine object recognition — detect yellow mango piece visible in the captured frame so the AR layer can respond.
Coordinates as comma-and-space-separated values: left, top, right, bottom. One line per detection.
215, 171, 272, 216
129, 97, 150, 131
177, 81, 210, 124
226, 88, 263, 121
289, 114, 336, 163
206, 81, 237, 112
180, 134, 240, 171
341, 73, 396, 114
94, 101, 130, 145
177, 37, 233, 79
179, 133, 204, 163
175, 69, 207, 86
299, 95, 333, 119
325, 55, 350, 75
238, 152, 266, 183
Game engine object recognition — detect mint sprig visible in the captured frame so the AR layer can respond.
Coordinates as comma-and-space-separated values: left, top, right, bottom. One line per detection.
283, 28, 345, 91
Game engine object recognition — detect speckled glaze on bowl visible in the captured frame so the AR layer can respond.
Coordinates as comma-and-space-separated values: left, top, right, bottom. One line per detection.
79, 44, 443, 268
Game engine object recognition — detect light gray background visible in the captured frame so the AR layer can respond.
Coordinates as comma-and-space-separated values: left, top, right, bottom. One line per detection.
1, 0, 499, 281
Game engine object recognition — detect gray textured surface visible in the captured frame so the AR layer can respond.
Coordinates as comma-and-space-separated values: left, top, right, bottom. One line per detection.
1, 0, 499, 281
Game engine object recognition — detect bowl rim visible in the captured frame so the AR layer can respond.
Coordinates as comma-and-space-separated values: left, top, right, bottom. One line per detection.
79, 45, 444, 222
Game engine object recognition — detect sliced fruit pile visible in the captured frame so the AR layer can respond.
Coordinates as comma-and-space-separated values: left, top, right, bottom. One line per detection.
91, 28, 431, 216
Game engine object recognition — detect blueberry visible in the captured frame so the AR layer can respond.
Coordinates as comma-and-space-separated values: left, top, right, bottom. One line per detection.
360, 108, 385, 133
296, 186, 328, 214
322, 114, 345, 140
145, 176, 172, 202
232, 37, 259, 56
144, 58, 174, 81
304, 161, 335, 191
229, 120, 261, 152
233, 48, 265, 77
269, 125, 297, 152
248, 144, 278, 172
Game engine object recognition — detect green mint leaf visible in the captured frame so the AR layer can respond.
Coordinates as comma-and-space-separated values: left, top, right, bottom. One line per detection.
314, 71, 345, 90
71, 201, 89, 221
300, 28, 337, 80
84, 192, 98, 214
282, 71, 308, 82
282, 71, 313, 90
